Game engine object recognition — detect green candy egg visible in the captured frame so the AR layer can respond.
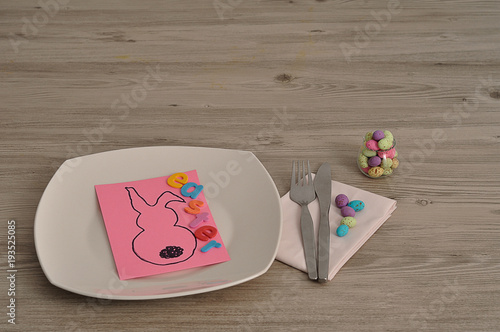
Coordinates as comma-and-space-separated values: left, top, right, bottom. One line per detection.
378, 138, 393, 150
358, 154, 369, 168
383, 130, 393, 141
364, 132, 373, 142
383, 168, 393, 176
341, 216, 357, 228
362, 148, 377, 157
381, 158, 393, 169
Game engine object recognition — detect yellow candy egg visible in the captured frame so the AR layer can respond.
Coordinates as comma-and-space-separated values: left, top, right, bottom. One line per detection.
392, 158, 399, 169
368, 166, 384, 177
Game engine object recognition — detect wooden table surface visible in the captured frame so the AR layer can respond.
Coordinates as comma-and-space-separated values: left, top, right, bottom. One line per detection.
1, 0, 499, 331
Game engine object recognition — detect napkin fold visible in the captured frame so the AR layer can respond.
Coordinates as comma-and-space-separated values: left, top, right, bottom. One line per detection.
276, 176, 397, 280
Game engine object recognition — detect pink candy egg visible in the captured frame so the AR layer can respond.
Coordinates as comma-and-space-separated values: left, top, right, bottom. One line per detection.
365, 140, 379, 151
378, 148, 396, 159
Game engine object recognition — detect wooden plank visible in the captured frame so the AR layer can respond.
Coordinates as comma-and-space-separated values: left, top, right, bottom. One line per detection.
0, 0, 499, 330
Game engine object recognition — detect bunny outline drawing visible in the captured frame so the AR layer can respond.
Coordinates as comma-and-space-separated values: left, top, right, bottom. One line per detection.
125, 187, 197, 265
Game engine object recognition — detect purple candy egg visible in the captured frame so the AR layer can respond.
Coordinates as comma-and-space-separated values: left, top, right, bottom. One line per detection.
368, 156, 381, 167
372, 130, 385, 141
335, 194, 349, 208
340, 206, 356, 218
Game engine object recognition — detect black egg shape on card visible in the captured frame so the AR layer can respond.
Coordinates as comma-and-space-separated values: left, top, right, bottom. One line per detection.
159, 246, 184, 259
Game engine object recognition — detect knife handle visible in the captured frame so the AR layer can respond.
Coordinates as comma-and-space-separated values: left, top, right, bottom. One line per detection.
300, 204, 318, 281
318, 212, 330, 283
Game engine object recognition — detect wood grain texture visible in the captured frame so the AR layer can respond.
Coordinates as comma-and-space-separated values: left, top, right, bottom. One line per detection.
1, 0, 499, 331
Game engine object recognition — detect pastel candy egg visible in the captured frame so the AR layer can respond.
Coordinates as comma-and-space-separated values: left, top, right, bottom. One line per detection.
362, 148, 377, 157
381, 158, 393, 169
392, 158, 399, 169
335, 194, 349, 208
368, 156, 381, 167
340, 206, 356, 217
341, 216, 357, 228
358, 154, 369, 168
383, 168, 393, 176
368, 166, 384, 177
383, 130, 393, 141
361, 167, 370, 174
372, 130, 385, 141
378, 148, 396, 159
378, 138, 393, 150
336, 224, 349, 237
347, 200, 365, 212
365, 140, 379, 151
364, 132, 373, 142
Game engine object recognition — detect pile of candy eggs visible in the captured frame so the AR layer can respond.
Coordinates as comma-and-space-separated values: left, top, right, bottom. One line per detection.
334, 194, 365, 237
358, 130, 399, 178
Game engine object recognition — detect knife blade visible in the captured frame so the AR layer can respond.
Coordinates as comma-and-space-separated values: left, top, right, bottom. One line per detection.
314, 162, 332, 283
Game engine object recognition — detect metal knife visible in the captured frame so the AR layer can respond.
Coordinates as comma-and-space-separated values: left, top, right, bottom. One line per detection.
314, 162, 332, 283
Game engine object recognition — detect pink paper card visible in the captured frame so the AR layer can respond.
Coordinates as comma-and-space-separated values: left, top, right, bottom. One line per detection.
95, 170, 230, 280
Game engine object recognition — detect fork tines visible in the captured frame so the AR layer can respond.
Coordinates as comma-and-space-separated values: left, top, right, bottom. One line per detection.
291, 160, 312, 187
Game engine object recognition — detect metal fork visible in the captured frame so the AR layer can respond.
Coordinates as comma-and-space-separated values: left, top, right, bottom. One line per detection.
290, 160, 318, 281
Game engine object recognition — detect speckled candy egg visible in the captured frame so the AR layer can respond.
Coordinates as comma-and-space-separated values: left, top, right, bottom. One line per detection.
383, 168, 393, 176
361, 167, 370, 173
358, 154, 369, 168
336, 224, 349, 237
372, 130, 385, 141
340, 206, 356, 217
383, 130, 394, 141
364, 132, 373, 142
368, 166, 384, 177
347, 200, 365, 212
365, 140, 379, 151
392, 158, 399, 169
378, 148, 396, 159
380, 158, 393, 169
362, 148, 377, 157
368, 156, 381, 167
335, 194, 349, 208
341, 216, 357, 228
377, 138, 393, 150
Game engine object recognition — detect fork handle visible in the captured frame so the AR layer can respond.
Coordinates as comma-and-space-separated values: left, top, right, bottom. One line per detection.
300, 204, 318, 281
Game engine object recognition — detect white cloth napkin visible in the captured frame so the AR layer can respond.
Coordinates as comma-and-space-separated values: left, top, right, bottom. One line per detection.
276, 175, 397, 280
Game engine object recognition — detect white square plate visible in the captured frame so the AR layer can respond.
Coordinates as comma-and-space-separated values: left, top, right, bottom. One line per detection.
35, 146, 282, 299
